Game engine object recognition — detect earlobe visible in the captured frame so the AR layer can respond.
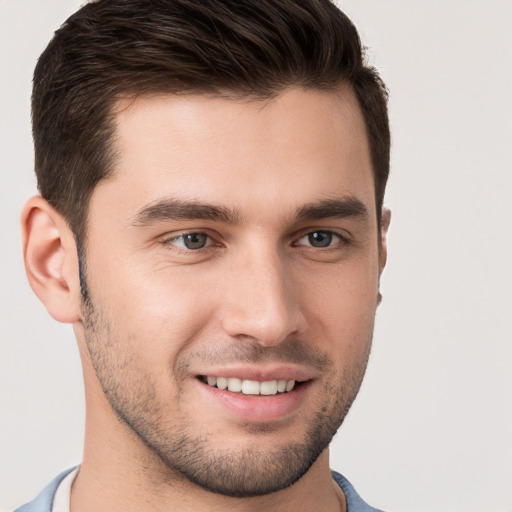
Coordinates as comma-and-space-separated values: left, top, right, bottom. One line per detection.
21, 196, 81, 323
379, 207, 391, 274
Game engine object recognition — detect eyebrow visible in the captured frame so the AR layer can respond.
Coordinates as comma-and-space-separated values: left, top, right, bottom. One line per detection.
131, 196, 369, 227
295, 197, 369, 222
132, 198, 242, 226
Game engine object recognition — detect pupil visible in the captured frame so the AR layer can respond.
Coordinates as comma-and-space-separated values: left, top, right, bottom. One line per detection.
184, 233, 207, 249
308, 232, 331, 247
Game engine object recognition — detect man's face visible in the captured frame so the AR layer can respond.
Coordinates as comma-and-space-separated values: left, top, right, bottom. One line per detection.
77, 86, 385, 496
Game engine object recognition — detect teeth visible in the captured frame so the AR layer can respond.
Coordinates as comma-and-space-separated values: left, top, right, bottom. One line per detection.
203, 376, 299, 395
216, 377, 228, 390
277, 379, 287, 393
260, 380, 278, 395
241, 380, 260, 395
227, 378, 242, 392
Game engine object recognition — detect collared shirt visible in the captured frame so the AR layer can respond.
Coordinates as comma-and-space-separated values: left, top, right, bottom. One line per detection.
50, 468, 78, 512
14, 467, 384, 512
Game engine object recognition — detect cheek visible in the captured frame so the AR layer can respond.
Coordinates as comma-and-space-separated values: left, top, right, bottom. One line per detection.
299, 258, 379, 350
86, 253, 220, 364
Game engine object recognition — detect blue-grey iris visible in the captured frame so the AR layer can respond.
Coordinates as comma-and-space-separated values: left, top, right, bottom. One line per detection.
184, 233, 207, 249
308, 231, 332, 247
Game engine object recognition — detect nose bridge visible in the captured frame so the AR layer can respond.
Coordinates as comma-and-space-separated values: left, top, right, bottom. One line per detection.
221, 242, 303, 346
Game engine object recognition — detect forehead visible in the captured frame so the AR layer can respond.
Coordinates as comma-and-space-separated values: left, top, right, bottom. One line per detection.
95, 86, 375, 222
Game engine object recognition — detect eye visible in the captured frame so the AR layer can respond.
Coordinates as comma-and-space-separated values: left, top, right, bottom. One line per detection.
295, 231, 343, 248
169, 232, 210, 250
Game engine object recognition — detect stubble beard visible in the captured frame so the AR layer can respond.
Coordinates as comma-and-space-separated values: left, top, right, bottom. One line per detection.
80, 273, 373, 498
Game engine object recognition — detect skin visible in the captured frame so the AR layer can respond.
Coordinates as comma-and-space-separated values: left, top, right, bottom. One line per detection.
22, 84, 389, 512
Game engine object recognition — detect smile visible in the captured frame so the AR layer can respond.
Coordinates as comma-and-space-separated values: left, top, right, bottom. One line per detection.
200, 375, 299, 395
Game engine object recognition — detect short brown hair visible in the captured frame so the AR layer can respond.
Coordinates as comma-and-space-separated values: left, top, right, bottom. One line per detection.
32, 0, 390, 242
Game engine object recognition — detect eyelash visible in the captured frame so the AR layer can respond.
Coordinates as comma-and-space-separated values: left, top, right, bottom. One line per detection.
293, 231, 346, 249
164, 232, 217, 251
163, 230, 348, 252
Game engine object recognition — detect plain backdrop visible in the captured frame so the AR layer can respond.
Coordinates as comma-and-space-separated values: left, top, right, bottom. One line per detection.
1, 1, 511, 511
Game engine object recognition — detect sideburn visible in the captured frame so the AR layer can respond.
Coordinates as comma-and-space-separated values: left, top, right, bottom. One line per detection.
76, 238, 91, 306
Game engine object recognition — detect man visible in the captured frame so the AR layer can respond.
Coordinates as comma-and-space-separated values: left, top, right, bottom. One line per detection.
17, 0, 390, 510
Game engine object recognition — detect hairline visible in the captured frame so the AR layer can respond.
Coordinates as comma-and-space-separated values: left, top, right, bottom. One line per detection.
76, 81, 382, 246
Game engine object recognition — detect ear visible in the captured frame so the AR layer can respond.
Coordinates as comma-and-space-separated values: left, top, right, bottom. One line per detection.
21, 196, 81, 323
379, 207, 391, 275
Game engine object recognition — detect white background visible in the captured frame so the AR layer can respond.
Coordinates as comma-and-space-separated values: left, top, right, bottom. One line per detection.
1, 1, 511, 511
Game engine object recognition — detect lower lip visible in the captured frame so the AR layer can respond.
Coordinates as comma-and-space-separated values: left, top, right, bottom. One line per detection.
196, 379, 311, 423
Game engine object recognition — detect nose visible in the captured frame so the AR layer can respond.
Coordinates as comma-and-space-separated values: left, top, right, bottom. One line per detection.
220, 247, 306, 347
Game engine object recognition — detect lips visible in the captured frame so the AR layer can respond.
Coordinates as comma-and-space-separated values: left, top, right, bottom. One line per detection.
193, 365, 313, 422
